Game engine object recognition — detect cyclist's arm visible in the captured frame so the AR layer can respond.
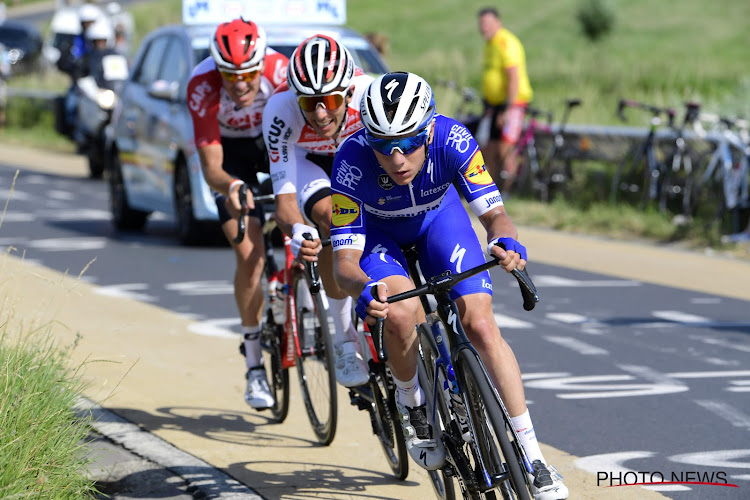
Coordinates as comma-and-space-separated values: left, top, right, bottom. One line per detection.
274, 193, 305, 237
478, 205, 524, 271
333, 246, 388, 321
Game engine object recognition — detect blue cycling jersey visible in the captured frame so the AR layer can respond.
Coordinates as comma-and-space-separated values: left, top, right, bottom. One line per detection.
330, 114, 503, 251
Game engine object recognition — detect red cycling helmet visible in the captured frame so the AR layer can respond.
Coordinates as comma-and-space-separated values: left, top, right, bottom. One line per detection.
210, 18, 267, 72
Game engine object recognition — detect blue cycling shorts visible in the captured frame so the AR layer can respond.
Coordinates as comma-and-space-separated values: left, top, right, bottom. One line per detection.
359, 196, 493, 300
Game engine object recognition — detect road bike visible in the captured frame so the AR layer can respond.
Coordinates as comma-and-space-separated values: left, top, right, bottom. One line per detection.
384, 243, 540, 499
609, 99, 677, 208
656, 101, 702, 216
689, 114, 750, 233
236, 186, 338, 445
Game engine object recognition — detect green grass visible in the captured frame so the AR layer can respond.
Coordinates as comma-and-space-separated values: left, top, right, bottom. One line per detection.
0, 326, 97, 499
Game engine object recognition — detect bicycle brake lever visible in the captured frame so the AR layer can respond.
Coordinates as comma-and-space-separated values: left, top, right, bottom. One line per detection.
302, 232, 321, 295
233, 184, 248, 244
511, 267, 540, 311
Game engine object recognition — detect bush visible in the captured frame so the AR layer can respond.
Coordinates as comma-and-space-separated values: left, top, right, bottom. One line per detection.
576, 0, 616, 42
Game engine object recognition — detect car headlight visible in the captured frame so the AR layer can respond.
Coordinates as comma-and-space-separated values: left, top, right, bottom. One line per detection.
96, 89, 117, 110
8, 48, 22, 64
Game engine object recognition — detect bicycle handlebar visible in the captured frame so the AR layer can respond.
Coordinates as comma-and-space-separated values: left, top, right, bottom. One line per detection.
233, 185, 275, 244
383, 249, 540, 312
617, 99, 676, 127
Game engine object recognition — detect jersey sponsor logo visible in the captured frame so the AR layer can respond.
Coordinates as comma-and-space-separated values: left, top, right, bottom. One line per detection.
188, 80, 212, 118
420, 181, 451, 198
266, 116, 286, 163
336, 160, 363, 189
377, 194, 402, 205
331, 233, 360, 248
463, 152, 493, 185
447, 123, 472, 153
378, 174, 394, 190
331, 193, 360, 227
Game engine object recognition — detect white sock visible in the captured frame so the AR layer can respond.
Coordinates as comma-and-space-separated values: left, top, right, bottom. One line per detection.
328, 296, 356, 345
511, 409, 546, 464
393, 371, 425, 408
242, 325, 262, 369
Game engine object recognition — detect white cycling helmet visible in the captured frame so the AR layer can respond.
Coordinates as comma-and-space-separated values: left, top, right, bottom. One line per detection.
78, 3, 101, 23
360, 71, 435, 136
86, 19, 114, 44
287, 34, 354, 96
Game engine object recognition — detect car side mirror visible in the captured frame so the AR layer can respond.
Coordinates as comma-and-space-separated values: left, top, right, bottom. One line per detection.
147, 79, 180, 102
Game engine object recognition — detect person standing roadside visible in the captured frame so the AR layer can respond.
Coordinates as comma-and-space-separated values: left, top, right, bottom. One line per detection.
187, 18, 288, 410
478, 6, 533, 195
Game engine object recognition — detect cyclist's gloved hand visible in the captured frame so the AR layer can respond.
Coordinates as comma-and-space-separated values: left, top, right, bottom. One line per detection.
355, 280, 385, 321
487, 237, 528, 261
291, 223, 320, 259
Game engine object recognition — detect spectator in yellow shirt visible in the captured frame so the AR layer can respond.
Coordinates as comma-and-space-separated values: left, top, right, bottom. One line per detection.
478, 7, 533, 194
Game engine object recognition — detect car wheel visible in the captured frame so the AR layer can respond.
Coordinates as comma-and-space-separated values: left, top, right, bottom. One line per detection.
174, 161, 208, 246
109, 152, 149, 231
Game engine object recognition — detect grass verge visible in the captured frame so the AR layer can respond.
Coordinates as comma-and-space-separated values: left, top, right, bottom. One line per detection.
0, 326, 98, 499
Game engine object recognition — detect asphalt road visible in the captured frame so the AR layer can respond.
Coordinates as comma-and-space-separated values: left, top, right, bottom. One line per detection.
2, 143, 749, 499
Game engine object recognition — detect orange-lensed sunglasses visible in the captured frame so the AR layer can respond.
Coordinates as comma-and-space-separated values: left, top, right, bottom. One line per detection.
220, 68, 261, 84
297, 89, 349, 112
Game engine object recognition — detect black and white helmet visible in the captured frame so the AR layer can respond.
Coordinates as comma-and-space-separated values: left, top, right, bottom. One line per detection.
288, 34, 354, 95
360, 72, 435, 136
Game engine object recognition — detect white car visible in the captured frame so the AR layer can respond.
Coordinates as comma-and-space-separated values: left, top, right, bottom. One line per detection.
105, 23, 389, 245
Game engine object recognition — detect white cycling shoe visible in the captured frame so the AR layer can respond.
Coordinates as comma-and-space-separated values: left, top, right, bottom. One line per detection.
244, 366, 274, 410
334, 340, 369, 387
529, 460, 569, 500
395, 399, 446, 470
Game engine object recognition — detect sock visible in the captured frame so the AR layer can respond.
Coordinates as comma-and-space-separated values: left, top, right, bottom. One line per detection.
328, 296, 356, 345
242, 325, 262, 369
511, 409, 546, 465
393, 371, 425, 408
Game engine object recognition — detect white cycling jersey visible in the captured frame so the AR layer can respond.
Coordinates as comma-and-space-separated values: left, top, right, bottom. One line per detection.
261, 72, 373, 199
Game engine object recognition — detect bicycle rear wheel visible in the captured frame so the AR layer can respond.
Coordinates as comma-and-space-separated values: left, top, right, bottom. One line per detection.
260, 315, 290, 423
610, 141, 652, 207
455, 348, 531, 500
293, 272, 338, 445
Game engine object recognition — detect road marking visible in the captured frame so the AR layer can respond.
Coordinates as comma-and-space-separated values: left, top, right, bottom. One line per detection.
165, 280, 234, 296
493, 313, 533, 329
47, 208, 111, 220
0, 211, 35, 222
691, 335, 750, 353
534, 275, 641, 287
694, 400, 750, 429
188, 318, 239, 338
28, 237, 108, 251
524, 373, 688, 399
94, 283, 157, 302
728, 380, 750, 393
652, 310, 711, 324
543, 336, 608, 355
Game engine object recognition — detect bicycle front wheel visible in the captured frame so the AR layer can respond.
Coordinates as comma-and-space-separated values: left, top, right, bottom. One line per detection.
455, 348, 531, 500
292, 272, 338, 445
261, 318, 290, 423
371, 363, 409, 479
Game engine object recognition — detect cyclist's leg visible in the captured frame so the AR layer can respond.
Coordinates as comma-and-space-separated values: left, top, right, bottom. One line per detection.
498, 104, 527, 194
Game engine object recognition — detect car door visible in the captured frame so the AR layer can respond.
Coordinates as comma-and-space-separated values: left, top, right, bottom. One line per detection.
146, 35, 192, 210
117, 33, 170, 212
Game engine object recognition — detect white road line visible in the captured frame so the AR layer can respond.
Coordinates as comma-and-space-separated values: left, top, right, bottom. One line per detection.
493, 313, 533, 329
27, 237, 108, 251
94, 283, 157, 302
652, 310, 711, 324
165, 280, 234, 296
691, 336, 750, 353
694, 400, 750, 429
188, 318, 239, 338
534, 275, 641, 287
543, 336, 608, 355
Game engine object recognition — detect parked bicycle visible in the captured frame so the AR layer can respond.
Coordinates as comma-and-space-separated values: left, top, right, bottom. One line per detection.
381, 243, 540, 500
610, 99, 677, 207
533, 98, 582, 202
690, 113, 750, 233
236, 185, 338, 445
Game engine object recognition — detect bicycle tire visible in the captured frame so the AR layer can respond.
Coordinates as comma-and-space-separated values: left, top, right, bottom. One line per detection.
417, 322, 457, 500
455, 348, 531, 500
610, 141, 651, 206
292, 272, 338, 445
371, 363, 409, 479
261, 317, 290, 423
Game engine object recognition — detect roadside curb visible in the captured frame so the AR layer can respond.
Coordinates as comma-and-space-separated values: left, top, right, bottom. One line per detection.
76, 397, 263, 500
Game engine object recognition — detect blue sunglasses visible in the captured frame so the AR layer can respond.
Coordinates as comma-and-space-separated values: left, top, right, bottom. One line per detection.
365, 126, 430, 156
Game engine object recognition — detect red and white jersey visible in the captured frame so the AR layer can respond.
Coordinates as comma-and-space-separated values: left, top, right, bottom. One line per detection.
262, 71, 374, 195
187, 50, 288, 148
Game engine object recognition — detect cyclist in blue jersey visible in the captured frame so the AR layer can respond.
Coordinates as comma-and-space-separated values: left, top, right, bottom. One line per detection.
330, 72, 568, 500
